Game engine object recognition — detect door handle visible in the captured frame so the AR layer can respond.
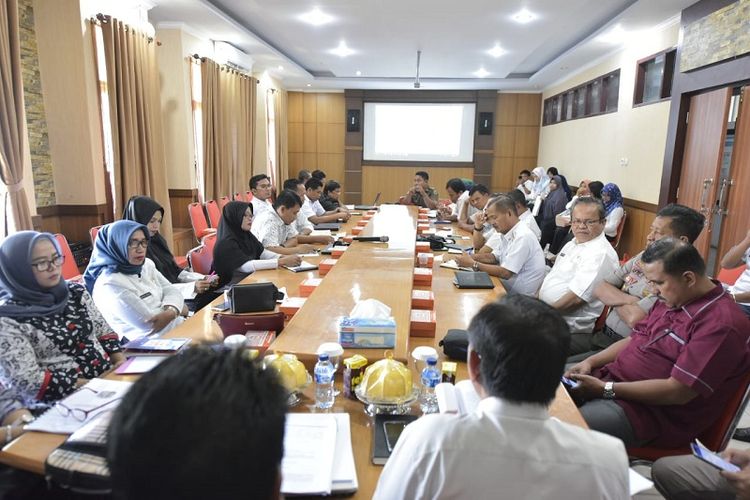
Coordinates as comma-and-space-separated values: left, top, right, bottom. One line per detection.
716, 178, 733, 216
699, 178, 713, 214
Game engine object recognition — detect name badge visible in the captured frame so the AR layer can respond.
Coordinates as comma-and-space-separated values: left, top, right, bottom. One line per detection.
139, 292, 152, 299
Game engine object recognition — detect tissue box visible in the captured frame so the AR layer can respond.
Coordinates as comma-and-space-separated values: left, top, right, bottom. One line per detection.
338, 317, 397, 348
367, 210, 378, 216
415, 252, 434, 267
418, 207, 430, 214
413, 267, 433, 286
279, 296, 306, 319
343, 235, 354, 244
300, 278, 323, 297
361, 214, 373, 221
415, 241, 431, 255
332, 246, 348, 258
351, 226, 363, 235
411, 290, 435, 309
417, 223, 431, 234
319, 258, 337, 276
410, 309, 437, 338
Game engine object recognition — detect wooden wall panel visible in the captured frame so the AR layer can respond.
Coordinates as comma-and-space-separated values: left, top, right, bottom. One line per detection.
288, 123, 303, 152
317, 94, 345, 123
317, 123, 345, 154
618, 201, 658, 260
302, 123, 317, 152
303, 94, 317, 123
494, 126, 516, 157
514, 126, 540, 158
492, 157, 515, 194
492, 93, 543, 193
362, 166, 474, 205
496, 94, 518, 126
517, 94, 543, 126
288, 92, 303, 122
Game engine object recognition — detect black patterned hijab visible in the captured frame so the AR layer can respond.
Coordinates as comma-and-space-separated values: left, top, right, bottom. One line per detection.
213, 202, 265, 285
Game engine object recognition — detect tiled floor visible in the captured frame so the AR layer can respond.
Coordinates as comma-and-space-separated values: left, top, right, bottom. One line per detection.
632, 407, 750, 499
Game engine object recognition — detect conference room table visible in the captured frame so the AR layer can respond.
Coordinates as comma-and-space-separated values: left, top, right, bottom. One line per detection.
0, 204, 586, 498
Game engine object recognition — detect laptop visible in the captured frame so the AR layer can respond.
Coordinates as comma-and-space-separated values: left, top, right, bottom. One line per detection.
453, 271, 495, 289
354, 192, 381, 210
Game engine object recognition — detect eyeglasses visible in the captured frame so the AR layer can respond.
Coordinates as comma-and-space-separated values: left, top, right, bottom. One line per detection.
571, 218, 604, 227
127, 239, 149, 249
31, 255, 64, 272
55, 387, 122, 421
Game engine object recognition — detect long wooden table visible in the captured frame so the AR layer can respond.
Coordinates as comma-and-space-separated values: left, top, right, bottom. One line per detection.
0, 204, 586, 498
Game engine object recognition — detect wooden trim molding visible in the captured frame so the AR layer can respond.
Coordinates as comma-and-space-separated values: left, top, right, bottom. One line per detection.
168, 188, 198, 198
36, 204, 110, 217
623, 198, 658, 213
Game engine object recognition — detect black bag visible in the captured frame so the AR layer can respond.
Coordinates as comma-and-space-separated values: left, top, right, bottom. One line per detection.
439, 329, 469, 361
230, 282, 284, 313
417, 235, 451, 251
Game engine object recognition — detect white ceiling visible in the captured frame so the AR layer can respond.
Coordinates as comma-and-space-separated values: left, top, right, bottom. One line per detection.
148, 0, 699, 91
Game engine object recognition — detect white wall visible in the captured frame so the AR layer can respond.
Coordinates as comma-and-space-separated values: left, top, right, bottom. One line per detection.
537, 21, 679, 204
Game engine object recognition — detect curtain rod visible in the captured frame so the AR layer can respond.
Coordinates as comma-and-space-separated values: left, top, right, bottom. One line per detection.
191, 54, 258, 82
90, 13, 160, 45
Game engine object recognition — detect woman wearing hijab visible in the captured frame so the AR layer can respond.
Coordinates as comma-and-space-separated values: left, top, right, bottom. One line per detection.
547, 167, 572, 200
213, 201, 301, 286
0, 231, 124, 418
85, 220, 186, 340
530, 167, 551, 200
123, 196, 218, 307
601, 183, 625, 239
539, 176, 569, 250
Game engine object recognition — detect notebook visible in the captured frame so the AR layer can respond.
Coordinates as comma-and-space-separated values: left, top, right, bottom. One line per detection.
123, 337, 192, 356
453, 271, 494, 289
283, 261, 319, 273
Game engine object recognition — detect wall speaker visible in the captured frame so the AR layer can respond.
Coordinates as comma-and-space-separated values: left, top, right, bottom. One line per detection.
478, 112, 493, 135
347, 109, 361, 132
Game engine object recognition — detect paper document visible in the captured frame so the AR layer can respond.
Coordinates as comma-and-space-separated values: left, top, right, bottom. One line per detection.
284, 261, 318, 273
276, 287, 287, 303
436, 380, 480, 415
281, 414, 338, 495
115, 355, 169, 375
25, 379, 132, 434
331, 413, 358, 493
629, 468, 654, 496
310, 229, 332, 237
440, 259, 472, 272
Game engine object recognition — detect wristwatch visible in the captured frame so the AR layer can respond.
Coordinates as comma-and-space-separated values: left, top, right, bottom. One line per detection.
472, 261, 480, 272
603, 381, 616, 399
473, 225, 483, 231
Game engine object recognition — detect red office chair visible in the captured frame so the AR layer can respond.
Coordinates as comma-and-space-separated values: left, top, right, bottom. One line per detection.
594, 305, 610, 333
188, 202, 216, 242
233, 192, 247, 202
205, 200, 221, 229
628, 370, 750, 462
718, 265, 745, 286
89, 225, 102, 246
54, 234, 83, 283
186, 233, 217, 276
611, 211, 627, 249
218, 196, 230, 211
174, 256, 188, 269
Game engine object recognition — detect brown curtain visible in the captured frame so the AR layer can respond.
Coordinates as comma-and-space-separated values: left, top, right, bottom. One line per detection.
0, 0, 33, 236
274, 89, 289, 187
98, 16, 173, 244
200, 58, 255, 201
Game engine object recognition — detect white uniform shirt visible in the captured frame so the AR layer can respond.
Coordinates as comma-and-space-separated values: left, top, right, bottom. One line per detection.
517, 179, 535, 201
492, 221, 546, 296
730, 247, 750, 306
172, 269, 206, 300
294, 210, 314, 235
604, 206, 625, 238
301, 196, 325, 221
250, 197, 272, 217
539, 232, 619, 333
91, 258, 185, 339
251, 209, 296, 248
519, 209, 541, 241
451, 190, 470, 217
374, 397, 629, 500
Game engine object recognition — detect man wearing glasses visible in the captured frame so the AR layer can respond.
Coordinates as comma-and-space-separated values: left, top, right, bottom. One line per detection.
539, 197, 619, 355
249, 174, 274, 217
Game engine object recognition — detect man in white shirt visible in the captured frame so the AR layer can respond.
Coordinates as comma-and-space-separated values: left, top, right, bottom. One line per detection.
539, 197, 619, 355
281, 179, 334, 245
477, 189, 540, 254
301, 177, 351, 225
438, 178, 468, 222
373, 296, 629, 500
454, 195, 545, 296
517, 169, 535, 201
251, 190, 316, 255
458, 184, 488, 233
249, 174, 273, 217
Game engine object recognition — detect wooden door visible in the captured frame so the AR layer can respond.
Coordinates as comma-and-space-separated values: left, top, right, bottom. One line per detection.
717, 88, 750, 266
675, 87, 732, 257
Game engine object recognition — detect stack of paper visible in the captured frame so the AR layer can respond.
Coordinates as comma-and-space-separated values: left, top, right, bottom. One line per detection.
281, 413, 358, 496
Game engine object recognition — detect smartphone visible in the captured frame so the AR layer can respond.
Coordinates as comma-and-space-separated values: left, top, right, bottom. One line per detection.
691, 441, 740, 473
561, 376, 580, 389
383, 421, 408, 453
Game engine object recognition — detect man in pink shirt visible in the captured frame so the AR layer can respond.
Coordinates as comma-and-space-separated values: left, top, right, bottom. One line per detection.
566, 238, 750, 447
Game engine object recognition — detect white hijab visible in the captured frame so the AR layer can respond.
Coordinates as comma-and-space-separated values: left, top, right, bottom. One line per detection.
531, 167, 550, 198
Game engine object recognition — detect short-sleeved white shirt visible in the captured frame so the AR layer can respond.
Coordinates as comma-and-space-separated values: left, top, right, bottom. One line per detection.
519, 209, 541, 241
452, 190, 470, 217
293, 210, 313, 235
730, 247, 750, 306
492, 221, 546, 296
250, 209, 295, 248
250, 197, 272, 217
539, 232, 619, 333
302, 196, 325, 221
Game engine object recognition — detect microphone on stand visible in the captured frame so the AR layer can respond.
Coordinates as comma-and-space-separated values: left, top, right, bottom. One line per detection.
352, 236, 389, 242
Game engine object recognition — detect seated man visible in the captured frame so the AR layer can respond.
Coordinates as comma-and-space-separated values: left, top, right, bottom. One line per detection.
478, 189, 540, 254
569, 204, 705, 362
516, 169, 534, 201
453, 195, 545, 296
282, 178, 334, 245
301, 177, 351, 225
461, 184, 491, 234
251, 190, 316, 255
108, 348, 287, 500
311, 169, 326, 184
721, 228, 750, 316
401, 170, 439, 209
539, 197, 619, 354
652, 447, 750, 500
438, 178, 469, 222
297, 169, 312, 183
374, 296, 629, 500
566, 238, 750, 447
249, 173, 273, 217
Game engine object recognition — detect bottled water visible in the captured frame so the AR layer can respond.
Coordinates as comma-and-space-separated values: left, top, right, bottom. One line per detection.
314, 353, 335, 409
419, 357, 440, 414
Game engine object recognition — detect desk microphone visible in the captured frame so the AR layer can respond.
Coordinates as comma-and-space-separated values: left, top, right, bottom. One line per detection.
352, 235, 389, 242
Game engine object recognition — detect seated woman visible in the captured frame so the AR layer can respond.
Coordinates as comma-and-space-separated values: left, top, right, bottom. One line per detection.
546, 167, 572, 200
213, 201, 300, 286
538, 176, 569, 250
84, 220, 186, 340
530, 167, 551, 201
601, 183, 624, 239
0, 231, 124, 415
320, 180, 347, 212
123, 195, 219, 309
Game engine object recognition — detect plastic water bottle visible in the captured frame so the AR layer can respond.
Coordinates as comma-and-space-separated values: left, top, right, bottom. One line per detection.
314, 353, 335, 409
419, 357, 440, 414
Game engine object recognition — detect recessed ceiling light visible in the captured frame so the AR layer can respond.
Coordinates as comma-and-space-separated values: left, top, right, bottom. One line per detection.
598, 25, 627, 44
355, 70, 362, 76
474, 67, 490, 78
306, 83, 312, 87
487, 44, 505, 58
511, 8, 536, 24
277, 65, 284, 71
299, 7, 334, 26
330, 41, 355, 57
